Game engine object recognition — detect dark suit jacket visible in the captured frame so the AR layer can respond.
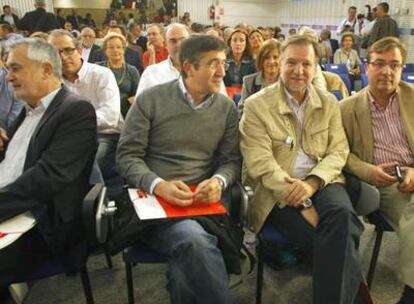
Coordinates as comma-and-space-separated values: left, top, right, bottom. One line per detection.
101, 46, 144, 74
87, 44, 104, 63
0, 87, 97, 264
66, 14, 82, 30
330, 39, 339, 56
17, 7, 59, 33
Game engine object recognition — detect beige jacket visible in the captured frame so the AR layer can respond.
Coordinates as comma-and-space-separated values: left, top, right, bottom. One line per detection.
240, 80, 349, 232
340, 82, 414, 182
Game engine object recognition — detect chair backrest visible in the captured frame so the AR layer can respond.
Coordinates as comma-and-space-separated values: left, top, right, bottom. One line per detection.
403, 63, 414, 74
361, 74, 368, 88
360, 63, 366, 74
324, 64, 348, 74
330, 90, 343, 101
322, 71, 349, 99
338, 73, 352, 94
402, 73, 414, 83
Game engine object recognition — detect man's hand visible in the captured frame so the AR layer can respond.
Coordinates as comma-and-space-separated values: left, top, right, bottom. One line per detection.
193, 177, 222, 204
301, 206, 319, 227
0, 128, 8, 152
370, 162, 398, 187
398, 167, 414, 193
284, 177, 318, 207
154, 180, 194, 207
147, 41, 155, 54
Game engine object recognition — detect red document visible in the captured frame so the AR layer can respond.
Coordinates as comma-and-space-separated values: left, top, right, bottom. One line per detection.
128, 185, 227, 220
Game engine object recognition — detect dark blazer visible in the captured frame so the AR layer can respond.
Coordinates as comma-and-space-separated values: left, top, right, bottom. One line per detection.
330, 39, 340, 56
0, 87, 97, 264
224, 55, 257, 87
17, 7, 59, 33
101, 46, 144, 74
87, 44, 104, 63
66, 14, 82, 30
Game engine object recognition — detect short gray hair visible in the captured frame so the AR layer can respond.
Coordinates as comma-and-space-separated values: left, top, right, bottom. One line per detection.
48, 29, 81, 48
165, 23, 190, 38
9, 38, 62, 80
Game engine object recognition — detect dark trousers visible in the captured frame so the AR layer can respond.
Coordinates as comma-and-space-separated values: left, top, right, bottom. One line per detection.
0, 228, 52, 287
266, 183, 364, 304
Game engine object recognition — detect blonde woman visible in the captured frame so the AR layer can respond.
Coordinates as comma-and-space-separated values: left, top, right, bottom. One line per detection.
98, 33, 140, 118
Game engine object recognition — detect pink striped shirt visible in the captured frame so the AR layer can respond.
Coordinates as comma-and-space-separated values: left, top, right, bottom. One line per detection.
369, 92, 414, 167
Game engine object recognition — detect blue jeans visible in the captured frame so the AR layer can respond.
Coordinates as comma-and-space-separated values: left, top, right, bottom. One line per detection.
140, 219, 232, 304
95, 134, 119, 180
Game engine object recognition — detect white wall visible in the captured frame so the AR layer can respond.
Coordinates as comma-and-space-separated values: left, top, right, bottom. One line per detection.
218, 0, 414, 60
53, 0, 111, 9
178, 0, 212, 25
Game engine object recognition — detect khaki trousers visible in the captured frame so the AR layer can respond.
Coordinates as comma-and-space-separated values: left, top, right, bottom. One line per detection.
379, 183, 414, 288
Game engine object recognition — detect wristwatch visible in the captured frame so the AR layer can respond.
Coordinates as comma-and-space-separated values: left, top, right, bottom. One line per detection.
297, 198, 313, 211
216, 178, 225, 191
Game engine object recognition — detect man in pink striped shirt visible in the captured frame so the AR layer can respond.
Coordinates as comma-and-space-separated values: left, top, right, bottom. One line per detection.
341, 37, 414, 304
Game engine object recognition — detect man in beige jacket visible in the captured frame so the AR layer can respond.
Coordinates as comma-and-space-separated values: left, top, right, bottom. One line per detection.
341, 37, 414, 304
240, 35, 366, 304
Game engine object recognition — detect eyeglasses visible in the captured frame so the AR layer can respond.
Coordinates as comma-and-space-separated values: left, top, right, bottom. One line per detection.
368, 60, 403, 71
204, 61, 230, 71
58, 47, 77, 56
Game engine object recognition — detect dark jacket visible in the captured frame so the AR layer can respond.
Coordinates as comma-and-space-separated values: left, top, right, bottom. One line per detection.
0, 87, 97, 266
224, 55, 257, 87
330, 39, 340, 56
101, 46, 144, 74
87, 44, 104, 63
17, 7, 59, 33
368, 15, 399, 46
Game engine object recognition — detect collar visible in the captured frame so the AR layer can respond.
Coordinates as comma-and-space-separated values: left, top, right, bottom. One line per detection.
178, 76, 213, 109
368, 90, 398, 110
24, 87, 60, 113
72, 59, 87, 83
284, 86, 310, 110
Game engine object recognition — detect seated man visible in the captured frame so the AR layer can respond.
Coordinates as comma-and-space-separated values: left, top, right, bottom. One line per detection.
135, 23, 228, 98
341, 37, 414, 304
0, 39, 96, 292
48, 30, 123, 180
116, 35, 241, 303
239, 35, 366, 304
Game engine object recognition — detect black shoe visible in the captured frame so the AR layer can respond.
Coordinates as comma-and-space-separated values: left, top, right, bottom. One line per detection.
398, 285, 414, 304
0, 287, 11, 303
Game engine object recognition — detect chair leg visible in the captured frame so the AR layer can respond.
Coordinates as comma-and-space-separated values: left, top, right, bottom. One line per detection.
80, 266, 94, 304
366, 229, 384, 289
103, 244, 113, 269
125, 261, 134, 304
256, 238, 264, 304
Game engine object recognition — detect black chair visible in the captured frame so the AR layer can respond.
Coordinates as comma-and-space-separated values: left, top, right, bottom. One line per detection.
122, 182, 248, 304
365, 210, 394, 289
4, 181, 115, 304
254, 178, 381, 304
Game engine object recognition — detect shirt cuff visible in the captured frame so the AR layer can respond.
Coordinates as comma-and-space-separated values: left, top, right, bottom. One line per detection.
149, 177, 164, 195
213, 174, 227, 190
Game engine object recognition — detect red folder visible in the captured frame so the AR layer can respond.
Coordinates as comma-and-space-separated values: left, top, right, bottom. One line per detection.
128, 185, 227, 220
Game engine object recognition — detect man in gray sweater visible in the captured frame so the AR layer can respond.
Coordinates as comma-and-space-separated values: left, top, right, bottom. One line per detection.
116, 35, 240, 303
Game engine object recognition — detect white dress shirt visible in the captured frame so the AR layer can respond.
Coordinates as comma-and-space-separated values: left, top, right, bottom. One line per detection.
0, 89, 59, 188
63, 61, 123, 134
135, 57, 228, 98
284, 88, 317, 179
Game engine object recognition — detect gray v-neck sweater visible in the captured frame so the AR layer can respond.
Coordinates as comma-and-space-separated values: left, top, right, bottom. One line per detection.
117, 79, 241, 192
